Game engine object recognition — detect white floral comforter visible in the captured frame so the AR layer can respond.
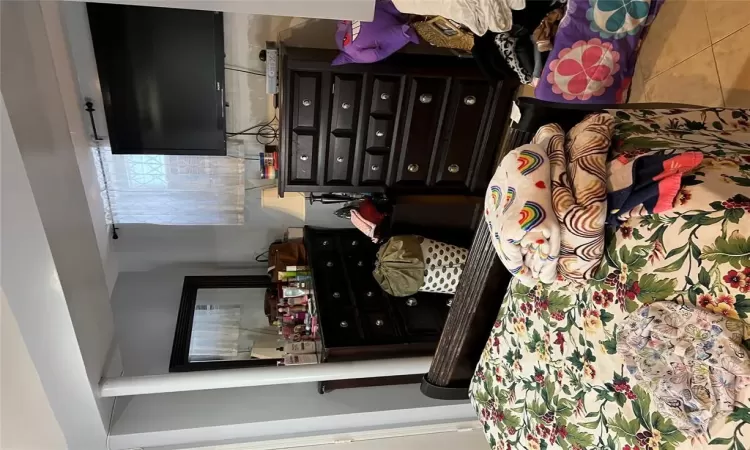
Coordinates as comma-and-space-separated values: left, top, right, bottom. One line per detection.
470, 108, 750, 450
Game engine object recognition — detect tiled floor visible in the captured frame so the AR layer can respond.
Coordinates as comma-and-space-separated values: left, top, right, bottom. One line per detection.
628, 0, 750, 107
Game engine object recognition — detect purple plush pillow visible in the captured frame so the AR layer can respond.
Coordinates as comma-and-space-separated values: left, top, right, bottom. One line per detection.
332, 0, 419, 65
534, 0, 664, 103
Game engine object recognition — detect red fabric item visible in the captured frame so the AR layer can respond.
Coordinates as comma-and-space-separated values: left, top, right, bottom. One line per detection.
358, 198, 385, 225
652, 152, 703, 213
350, 210, 379, 243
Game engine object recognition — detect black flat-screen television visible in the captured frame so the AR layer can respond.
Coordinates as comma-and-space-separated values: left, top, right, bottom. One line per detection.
88, 3, 226, 155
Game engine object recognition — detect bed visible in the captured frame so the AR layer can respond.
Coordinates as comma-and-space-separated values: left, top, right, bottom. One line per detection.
425, 99, 750, 449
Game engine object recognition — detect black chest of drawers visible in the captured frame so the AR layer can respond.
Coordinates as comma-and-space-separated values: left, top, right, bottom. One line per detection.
279, 46, 517, 197
304, 227, 450, 372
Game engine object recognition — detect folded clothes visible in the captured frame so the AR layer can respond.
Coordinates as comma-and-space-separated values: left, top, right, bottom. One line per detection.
485, 143, 560, 286
535, 113, 612, 283
392, 0, 525, 36
473, 32, 517, 82
606, 151, 704, 226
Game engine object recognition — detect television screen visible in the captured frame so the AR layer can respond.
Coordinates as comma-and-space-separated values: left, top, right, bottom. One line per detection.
88, 3, 226, 155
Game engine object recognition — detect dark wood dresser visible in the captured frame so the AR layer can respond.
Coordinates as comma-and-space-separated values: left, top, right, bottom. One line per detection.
304, 226, 451, 393
279, 46, 517, 197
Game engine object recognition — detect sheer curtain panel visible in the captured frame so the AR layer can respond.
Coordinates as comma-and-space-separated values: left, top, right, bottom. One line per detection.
94, 143, 245, 225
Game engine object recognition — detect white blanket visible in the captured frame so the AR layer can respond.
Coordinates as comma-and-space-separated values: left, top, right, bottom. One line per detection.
392, 0, 526, 35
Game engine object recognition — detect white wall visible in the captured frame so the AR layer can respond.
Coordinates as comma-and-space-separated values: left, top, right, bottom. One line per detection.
1, 291, 68, 450
1, 88, 109, 448
59, 1, 120, 296
64, 0, 375, 21
1, 1, 119, 446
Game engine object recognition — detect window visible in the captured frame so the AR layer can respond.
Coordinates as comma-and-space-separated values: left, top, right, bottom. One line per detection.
94, 143, 245, 225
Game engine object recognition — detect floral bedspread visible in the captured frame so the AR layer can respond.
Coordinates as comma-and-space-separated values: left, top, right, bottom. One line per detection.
470, 108, 750, 450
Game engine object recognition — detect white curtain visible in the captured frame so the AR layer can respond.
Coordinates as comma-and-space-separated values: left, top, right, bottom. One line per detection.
93, 143, 245, 225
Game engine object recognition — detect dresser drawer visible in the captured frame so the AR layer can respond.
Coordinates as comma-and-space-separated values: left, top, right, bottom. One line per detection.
366, 118, 393, 151
434, 80, 491, 188
393, 77, 449, 186
289, 132, 317, 184
326, 136, 354, 184
370, 76, 400, 116
292, 72, 320, 130
315, 278, 352, 308
330, 74, 362, 134
361, 152, 386, 184
344, 252, 375, 273
312, 251, 341, 276
307, 231, 336, 253
320, 306, 363, 347
354, 281, 390, 311
392, 293, 448, 339
340, 234, 377, 255
360, 310, 400, 344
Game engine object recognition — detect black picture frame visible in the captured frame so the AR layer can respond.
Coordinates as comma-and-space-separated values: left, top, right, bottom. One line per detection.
169, 275, 278, 372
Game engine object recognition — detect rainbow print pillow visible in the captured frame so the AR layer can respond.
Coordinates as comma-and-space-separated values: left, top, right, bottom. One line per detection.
484, 144, 560, 287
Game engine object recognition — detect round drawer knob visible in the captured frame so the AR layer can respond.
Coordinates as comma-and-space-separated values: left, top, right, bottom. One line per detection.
322, 240, 329, 246
299, 154, 309, 161
371, 164, 380, 171
419, 93, 432, 104
341, 102, 351, 109
380, 92, 390, 100
464, 95, 477, 106
336, 156, 344, 163
375, 319, 384, 327
340, 321, 349, 328
366, 291, 374, 297
351, 240, 358, 246
326, 261, 334, 267
375, 130, 384, 137
448, 164, 460, 174
302, 99, 312, 107
357, 260, 364, 267
406, 297, 417, 307
407, 164, 419, 173
332, 292, 340, 298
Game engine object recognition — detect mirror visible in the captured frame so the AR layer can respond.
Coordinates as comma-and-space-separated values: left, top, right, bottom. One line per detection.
170, 275, 279, 372
189, 288, 282, 363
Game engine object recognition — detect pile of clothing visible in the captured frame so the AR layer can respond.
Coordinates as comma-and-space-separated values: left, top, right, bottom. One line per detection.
473, 3, 566, 87
333, 0, 665, 104
485, 112, 703, 286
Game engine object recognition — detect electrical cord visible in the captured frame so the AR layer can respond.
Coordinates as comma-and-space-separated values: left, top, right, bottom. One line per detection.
226, 113, 278, 145
225, 66, 265, 76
